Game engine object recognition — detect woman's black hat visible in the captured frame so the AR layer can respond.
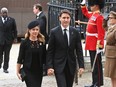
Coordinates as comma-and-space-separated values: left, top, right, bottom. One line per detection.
28, 21, 39, 29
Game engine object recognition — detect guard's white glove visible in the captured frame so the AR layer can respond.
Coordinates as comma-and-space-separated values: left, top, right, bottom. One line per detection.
80, 0, 86, 5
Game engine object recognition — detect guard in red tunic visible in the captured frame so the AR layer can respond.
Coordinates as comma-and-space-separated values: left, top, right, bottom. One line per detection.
80, 0, 105, 87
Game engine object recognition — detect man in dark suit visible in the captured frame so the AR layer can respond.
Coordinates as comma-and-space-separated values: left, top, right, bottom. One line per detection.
0, 7, 17, 73
33, 3, 48, 76
46, 9, 84, 87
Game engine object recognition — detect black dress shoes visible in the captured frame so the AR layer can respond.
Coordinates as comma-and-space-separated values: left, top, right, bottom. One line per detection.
3, 70, 9, 73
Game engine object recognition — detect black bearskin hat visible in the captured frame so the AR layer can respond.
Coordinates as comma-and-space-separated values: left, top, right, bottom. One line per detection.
88, 0, 105, 9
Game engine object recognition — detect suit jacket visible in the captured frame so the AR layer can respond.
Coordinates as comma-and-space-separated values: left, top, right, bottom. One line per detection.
47, 26, 84, 74
0, 16, 17, 45
36, 12, 48, 43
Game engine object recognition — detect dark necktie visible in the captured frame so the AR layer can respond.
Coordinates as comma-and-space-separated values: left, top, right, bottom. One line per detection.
63, 29, 68, 46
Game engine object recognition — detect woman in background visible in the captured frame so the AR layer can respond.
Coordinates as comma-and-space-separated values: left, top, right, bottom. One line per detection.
16, 21, 45, 87
103, 10, 116, 87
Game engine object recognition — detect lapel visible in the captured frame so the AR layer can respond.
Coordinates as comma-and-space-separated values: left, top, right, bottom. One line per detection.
69, 27, 74, 46
0, 17, 4, 24
4, 17, 10, 24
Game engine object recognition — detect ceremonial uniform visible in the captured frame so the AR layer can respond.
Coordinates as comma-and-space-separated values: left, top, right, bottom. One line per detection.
81, 6, 105, 50
81, 5, 105, 87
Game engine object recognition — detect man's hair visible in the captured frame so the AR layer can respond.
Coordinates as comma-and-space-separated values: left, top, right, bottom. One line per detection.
34, 3, 42, 11
58, 9, 71, 17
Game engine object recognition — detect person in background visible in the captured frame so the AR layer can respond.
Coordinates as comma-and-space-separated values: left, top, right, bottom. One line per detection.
80, 0, 105, 87
0, 7, 17, 73
16, 21, 45, 87
103, 8, 116, 87
46, 9, 84, 87
33, 3, 48, 76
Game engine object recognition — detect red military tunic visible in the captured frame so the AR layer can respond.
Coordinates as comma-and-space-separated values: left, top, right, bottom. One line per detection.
81, 6, 105, 50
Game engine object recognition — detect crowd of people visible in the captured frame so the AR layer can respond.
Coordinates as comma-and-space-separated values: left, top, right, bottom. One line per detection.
0, 0, 116, 87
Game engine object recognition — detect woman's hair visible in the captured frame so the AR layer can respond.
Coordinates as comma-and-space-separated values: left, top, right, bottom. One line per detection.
25, 29, 45, 43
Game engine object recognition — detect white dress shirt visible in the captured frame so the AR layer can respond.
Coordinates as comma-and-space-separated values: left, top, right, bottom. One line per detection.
61, 25, 70, 45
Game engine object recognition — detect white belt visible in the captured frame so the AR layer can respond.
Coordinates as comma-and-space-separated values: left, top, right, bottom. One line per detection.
86, 32, 98, 38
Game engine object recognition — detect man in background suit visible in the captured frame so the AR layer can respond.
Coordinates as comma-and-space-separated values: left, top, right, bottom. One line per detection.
33, 3, 48, 76
0, 7, 17, 73
46, 9, 84, 87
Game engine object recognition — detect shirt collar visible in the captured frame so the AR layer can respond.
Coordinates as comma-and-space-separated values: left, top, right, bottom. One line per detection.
61, 25, 69, 31
1, 16, 7, 21
37, 11, 42, 17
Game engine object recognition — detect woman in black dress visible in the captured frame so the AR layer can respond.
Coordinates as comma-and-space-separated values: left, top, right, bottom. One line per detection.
16, 21, 45, 87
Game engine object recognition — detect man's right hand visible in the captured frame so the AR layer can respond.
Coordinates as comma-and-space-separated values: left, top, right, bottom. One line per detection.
47, 68, 54, 76
80, 0, 86, 5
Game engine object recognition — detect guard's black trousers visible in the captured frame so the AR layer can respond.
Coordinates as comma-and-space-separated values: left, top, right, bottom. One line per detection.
89, 50, 103, 86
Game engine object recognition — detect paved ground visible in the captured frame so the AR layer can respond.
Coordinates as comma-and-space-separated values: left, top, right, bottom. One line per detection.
0, 43, 111, 87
